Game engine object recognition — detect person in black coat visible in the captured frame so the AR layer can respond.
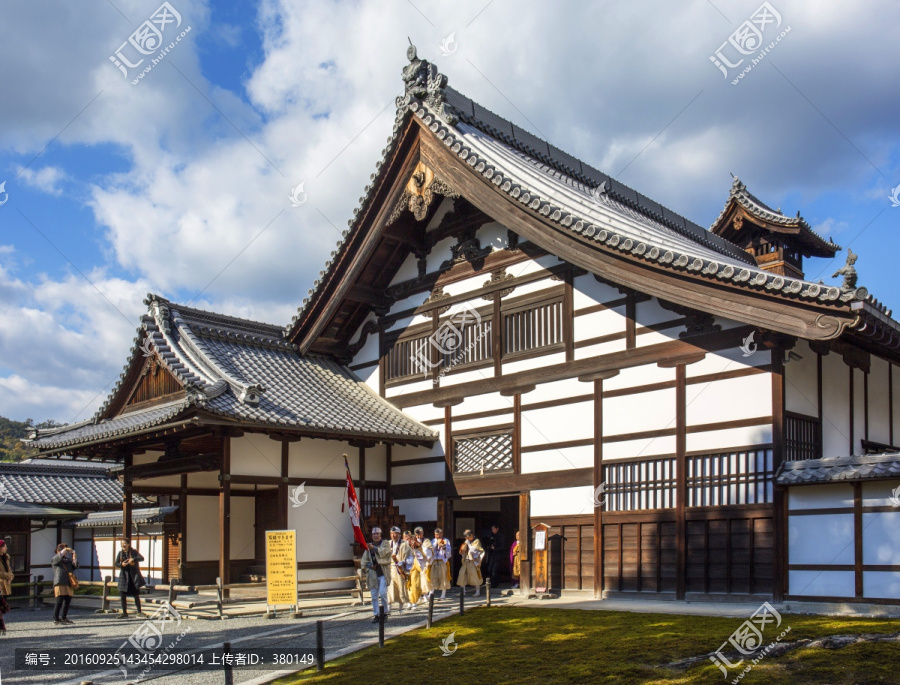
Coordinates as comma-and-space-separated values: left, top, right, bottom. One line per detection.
486, 524, 505, 588
51, 543, 78, 625
115, 539, 146, 618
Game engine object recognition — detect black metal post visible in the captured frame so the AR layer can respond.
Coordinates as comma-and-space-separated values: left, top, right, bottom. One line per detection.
223, 641, 233, 685
378, 606, 385, 648
459, 586, 464, 616
486, 578, 491, 607
316, 620, 325, 671
426, 593, 434, 628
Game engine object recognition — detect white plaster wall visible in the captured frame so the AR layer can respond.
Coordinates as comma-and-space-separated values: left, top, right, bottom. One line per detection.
788, 514, 854, 565
869, 356, 891, 446
133, 450, 164, 466
686, 425, 772, 452
605, 363, 676, 391
636, 328, 685, 348
521, 400, 593, 445
523, 377, 588, 403
862, 480, 900, 506
785, 340, 818, 417
530, 486, 595, 517
864, 572, 900, 600
453, 413, 513, 433
365, 443, 388, 482
394, 497, 438, 523
385, 377, 434, 399
685, 373, 772, 426
401, 402, 445, 425
134, 474, 182, 488
788, 484, 854, 510
186, 496, 219, 562
853, 368, 866, 453
789, 570, 854, 597
30, 526, 64, 572
93, 538, 117, 580
604, 435, 677, 461
186, 471, 221, 489
604, 387, 676, 436
441, 366, 495, 389
862, 511, 900, 566
636, 297, 679, 328
571, 274, 620, 309
521, 445, 593, 472
574, 306, 626, 343
287, 486, 351, 564
503, 351, 566, 375
574, 338, 628, 361
821, 352, 851, 459
390, 462, 445, 485
289, 439, 355, 480
231, 434, 281, 478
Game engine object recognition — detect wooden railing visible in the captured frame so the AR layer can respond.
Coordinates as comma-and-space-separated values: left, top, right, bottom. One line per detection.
603, 457, 676, 511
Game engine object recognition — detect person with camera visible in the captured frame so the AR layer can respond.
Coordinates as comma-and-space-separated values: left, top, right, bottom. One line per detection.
51, 543, 78, 625
0, 539, 12, 635
115, 539, 147, 619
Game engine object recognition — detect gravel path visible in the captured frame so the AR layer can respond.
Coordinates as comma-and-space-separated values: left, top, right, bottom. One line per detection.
0, 592, 503, 685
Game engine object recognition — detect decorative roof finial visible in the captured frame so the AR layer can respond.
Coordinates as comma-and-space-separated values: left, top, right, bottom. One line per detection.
832, 248, 859, 293
398, 43, 458, 125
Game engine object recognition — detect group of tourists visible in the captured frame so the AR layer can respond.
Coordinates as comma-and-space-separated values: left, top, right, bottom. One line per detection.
361, 524, 522, 622
0, 537, 148, 632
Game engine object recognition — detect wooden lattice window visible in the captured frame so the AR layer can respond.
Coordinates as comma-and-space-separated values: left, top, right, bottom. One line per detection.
453, 431, 513, 475
784, 412, 820, 461
502, 293, 564, 359
602, 457, 677, 511
384, 332, 432, 381
686, 448, 773, 506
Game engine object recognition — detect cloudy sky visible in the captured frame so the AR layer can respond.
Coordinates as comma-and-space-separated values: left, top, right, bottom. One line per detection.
0, 0, 898, 424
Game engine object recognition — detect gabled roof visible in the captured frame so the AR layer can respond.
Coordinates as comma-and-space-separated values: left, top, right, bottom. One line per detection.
286, 46, 898, 357
65, 505, 178, 528
710, 177, 840, 257
776, 453, 900, 485
27, 295, 437, 452
0, 461, 148, 507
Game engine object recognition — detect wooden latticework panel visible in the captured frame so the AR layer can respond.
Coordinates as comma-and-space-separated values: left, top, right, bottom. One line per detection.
453, 432, 513, 475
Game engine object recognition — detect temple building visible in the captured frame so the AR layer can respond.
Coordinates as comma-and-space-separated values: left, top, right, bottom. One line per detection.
28, 47, 900, 605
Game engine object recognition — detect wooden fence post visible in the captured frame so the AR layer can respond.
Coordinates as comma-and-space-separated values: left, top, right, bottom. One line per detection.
216, 576, 225, 620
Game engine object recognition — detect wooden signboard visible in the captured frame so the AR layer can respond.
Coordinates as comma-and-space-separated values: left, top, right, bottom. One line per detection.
532, 522, 549, 594
265, 530, 298, 607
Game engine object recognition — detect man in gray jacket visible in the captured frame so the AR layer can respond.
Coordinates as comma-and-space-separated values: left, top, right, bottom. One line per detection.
360, 527, 391, 623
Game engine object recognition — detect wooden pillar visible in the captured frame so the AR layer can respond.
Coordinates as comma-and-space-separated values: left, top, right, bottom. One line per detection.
817, 352, 824, 459
179, 473, 187, 583
358, 445, 366, 513
890, 364, 894, 446
219, 435, 231, 590
493, 295, 503, 376
864, 371, 869, 442
625, 292, 636, 350
772, 347, 786, 602
444, 405, 453, 471
513, 393, 522, 473
386, 444, 392, 493
853, 482, 863, 598
518, 492, 531, 594
278, 440, 289, 529
675, 363, 686, 600
123, 452, 133, 540
563, 269, 575, 362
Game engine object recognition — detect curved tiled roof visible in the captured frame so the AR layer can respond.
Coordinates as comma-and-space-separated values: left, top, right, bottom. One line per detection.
0, 462, 150, 506
776, 453, 900, 485
28, 296, 438, 452
711, 177, 840, 254
285, 49, 884, 342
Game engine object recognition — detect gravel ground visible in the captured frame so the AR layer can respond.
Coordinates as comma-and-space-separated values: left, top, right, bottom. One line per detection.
0, 591, 502, 685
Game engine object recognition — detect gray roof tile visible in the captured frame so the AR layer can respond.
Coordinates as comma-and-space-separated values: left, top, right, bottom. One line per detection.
0, 462, 149, 506
776, 452, 900, 485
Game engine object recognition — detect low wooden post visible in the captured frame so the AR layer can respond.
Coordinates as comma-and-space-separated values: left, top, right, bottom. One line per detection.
316, 620, 325, 671
378, 606, 385, 648
167, 583, 176, 606
486, 579, 491, 607
99, 575, 111, 613
216, 576, 224, 620
426, 593, 434, 628
32, 575, 44, 610
223, 641, 233, 685
459, 587, 464, 616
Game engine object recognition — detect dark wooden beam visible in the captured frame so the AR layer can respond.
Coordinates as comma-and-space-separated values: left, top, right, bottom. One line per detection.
219, 436, 231, 589
123, 452, 133, 539
593, 377, 604, 599
675, 364, 686, 601
772, 345, 786, 603
278, 440, 289, 529
519, 491, 531, 595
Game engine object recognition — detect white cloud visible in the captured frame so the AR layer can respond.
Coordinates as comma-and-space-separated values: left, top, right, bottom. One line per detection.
16, 165, 66, 195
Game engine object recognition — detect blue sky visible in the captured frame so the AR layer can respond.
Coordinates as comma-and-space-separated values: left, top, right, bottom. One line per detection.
0, 0, 898, 423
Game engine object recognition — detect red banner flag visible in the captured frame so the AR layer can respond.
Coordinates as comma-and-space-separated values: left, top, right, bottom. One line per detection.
343, 455, 369, 549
